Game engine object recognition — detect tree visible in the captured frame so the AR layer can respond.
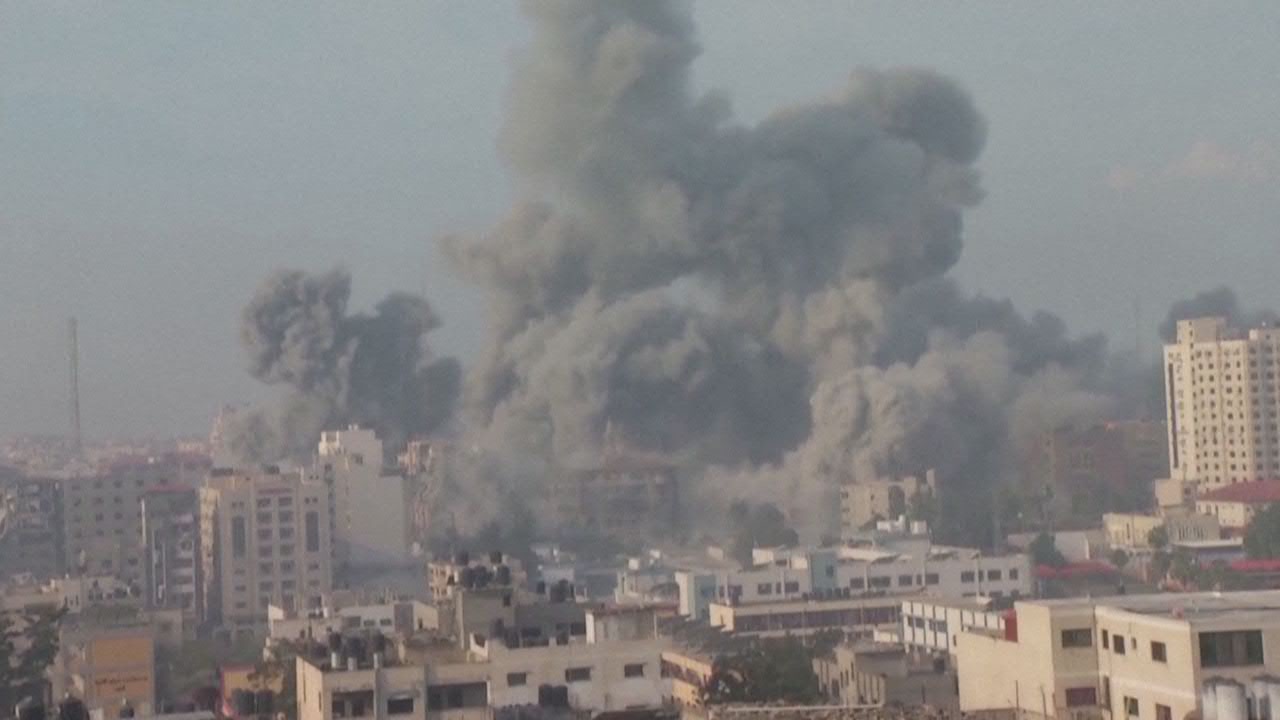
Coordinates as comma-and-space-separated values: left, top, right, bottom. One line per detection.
1029, 532, 1066, 567
1244, 503, 1280, 559
1169, 548, 1198, 585
1109, 548, 1130, 571
1147, 525, 1169, 551
0, 606, 66, 710
703, 638, 820, 705
907, 487, 939, 528
1150, 550, 1172, 582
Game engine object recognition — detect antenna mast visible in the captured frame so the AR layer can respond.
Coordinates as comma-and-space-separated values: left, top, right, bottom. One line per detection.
69, 316, 83, 457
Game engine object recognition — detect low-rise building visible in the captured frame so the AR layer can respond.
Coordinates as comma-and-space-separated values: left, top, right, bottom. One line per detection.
675, 539, 1031, 624
1104, 510, 1221, 549
814, 641, 958, 710
956, 589, 1280, 720
52, 621, 157, 718
898, 597, 1004, 657
1196, 480, 1280, 530
428, 551, 526, 603
708, 594, 902, 639
267, 596, 438, 645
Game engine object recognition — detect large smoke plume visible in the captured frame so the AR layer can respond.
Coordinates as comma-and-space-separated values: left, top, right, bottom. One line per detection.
440, 0, 1125, 544
229, 268, 460, 461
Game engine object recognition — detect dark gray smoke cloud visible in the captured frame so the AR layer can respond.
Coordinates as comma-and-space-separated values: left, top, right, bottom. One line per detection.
438, 0, 1126, 545
1158, 286, 1279, 342
230, 268, 460, 462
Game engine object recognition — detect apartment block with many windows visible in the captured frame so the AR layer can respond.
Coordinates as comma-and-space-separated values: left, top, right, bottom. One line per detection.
199, 466, 333, 637
1165, 317, 1280, 490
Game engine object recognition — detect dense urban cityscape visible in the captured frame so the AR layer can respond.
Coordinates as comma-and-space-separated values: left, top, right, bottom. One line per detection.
5, 3, 1280, 720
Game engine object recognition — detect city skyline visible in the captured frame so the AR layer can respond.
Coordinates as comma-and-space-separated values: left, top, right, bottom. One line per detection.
4, 2, 1280, 439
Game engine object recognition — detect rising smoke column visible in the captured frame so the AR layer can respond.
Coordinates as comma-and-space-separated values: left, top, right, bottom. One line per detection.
231, 268, 460, 462
443, 0, 1123, 544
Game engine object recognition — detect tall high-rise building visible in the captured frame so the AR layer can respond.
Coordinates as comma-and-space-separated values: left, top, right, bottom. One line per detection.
140, 486, 201, 622
1165, 317, 1280, 490
199, 466, 333, 637
313, 426, 411, 575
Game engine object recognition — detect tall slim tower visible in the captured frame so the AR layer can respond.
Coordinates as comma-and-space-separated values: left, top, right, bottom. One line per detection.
69, 316, 82, 456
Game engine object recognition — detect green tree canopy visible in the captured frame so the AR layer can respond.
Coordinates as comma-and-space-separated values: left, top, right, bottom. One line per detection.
1245, 503, 1280, 559
1029, 532, 1067, 567
703, 638, 820, 705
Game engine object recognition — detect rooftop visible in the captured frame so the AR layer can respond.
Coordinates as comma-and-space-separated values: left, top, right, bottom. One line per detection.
1198, 480, 1280, 504
1036, 589, 1280, 621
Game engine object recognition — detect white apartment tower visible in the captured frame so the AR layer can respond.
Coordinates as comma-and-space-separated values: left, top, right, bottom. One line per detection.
314, 426, 412, 574
1165, 317, 1280, 490
199, 466, 333, 637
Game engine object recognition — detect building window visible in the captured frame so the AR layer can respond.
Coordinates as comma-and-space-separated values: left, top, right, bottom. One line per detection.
1125, 696, 1139, 717
231, 516, 247, 558
924, 573, 939, 585
757, 583, 772, 595
1065, 687, 1097, 708
305, 511, 320, 552
506, 672, 527, 687
565, 667, 591, 682
1156, 704, 1172, 720
869, 576, 891, 589
849, 578, 865, 590
1151, 641, 1167, 662
960, 571, 975, 583
624, 663, 645, 678
987, 569, 1002, 581
1009, 568, 1019, 580
783, 581, 800, 593
898, 575, 913, 587
1200, 630, 1264, 667
387, 698, 414, 715
1113, 634, 1126, 654
1061, 629, 1093, 648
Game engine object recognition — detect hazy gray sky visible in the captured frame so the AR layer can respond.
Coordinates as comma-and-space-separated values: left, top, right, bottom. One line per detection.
3, 1, 1279, 440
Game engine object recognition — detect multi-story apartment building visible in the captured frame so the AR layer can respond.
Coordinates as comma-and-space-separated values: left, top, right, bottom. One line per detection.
957, 590, 1280, 720
0, 471, 64, 580
840, 470, 935, 533
554, 453, 679, 541
61, 455, 204, 587
1027, 422, 1169, 522
312, 426, 412, 575
140, 486, 201, 622
428, 550, 526, 603
199, 467, 333, 637
1165, 317, 1280, 490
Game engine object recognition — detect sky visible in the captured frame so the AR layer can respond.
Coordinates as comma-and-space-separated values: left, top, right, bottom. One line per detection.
2, 1, 1279, 440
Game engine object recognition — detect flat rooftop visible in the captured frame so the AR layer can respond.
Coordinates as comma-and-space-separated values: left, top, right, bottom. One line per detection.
1036, 590, 1280, 621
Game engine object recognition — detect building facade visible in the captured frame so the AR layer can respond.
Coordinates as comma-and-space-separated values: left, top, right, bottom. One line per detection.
1165, 317, 1280, 490
141, 486, 202, 622
199, 467, 333, 636
1195, 480, 1280, 530
957, 590, 1280, 720
313, 426, 412, 574
840, 471, 934, 534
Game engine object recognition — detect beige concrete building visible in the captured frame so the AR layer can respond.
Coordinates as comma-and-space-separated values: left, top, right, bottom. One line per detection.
708, 594, 902, 639
53, 623, 157, 717
1165, 317, 1280, 490
1103, 511, 1221, 550
957, 590, 1280, 720
1195, 479, 1280, 530
840, 470, 935, 533
814, 641, 958, 710
199, 466, 333, 637
313, 426, 412, 574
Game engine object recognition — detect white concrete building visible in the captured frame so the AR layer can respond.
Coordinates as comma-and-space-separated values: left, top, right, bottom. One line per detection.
675, 541, 1031, 623
1165, 317, 1280, 490
314, 426, 412, 572
268, 598, 437, 645
899, 596, 1005, 657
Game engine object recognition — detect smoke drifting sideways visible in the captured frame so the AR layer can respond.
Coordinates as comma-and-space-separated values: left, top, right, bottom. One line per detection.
437, 0, 1132, 545
227, 269, 460, 463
